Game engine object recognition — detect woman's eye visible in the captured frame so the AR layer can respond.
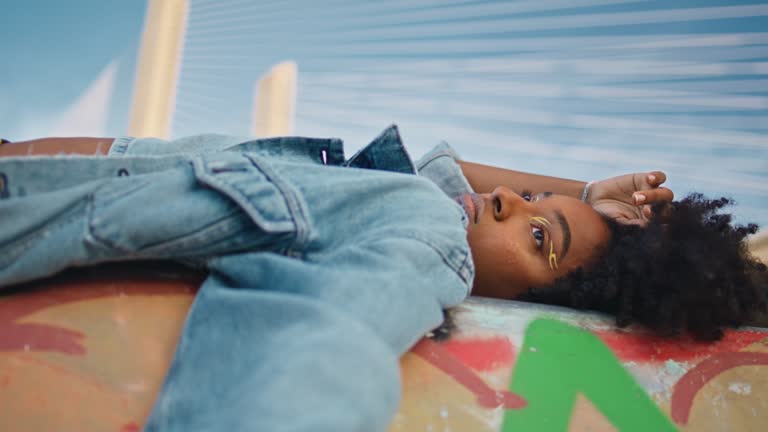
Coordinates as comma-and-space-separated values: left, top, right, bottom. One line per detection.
531, 226, 545, 248
521, 189, 533, 202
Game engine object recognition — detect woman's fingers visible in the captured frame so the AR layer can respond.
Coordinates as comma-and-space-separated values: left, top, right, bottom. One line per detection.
614, 216, 648, 227
646, 171, 667, 187
633, 187, 674, 205
646, 186, 674, 203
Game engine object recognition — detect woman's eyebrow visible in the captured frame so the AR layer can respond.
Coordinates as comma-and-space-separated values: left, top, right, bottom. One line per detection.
553, 210, 571, 261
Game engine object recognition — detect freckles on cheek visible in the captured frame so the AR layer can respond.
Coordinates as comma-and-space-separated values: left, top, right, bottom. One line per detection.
501, 240, 550, 287
498, 240, 522, 267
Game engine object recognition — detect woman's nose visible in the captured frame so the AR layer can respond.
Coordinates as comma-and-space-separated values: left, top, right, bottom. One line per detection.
490, 186, 529, 221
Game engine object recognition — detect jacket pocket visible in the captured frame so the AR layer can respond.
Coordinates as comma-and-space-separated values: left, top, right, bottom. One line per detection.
192, 153, 313, 254
87, 163, 296, 259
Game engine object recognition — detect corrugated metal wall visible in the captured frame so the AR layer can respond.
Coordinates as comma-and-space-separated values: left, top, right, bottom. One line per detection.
176, 0, 768, 227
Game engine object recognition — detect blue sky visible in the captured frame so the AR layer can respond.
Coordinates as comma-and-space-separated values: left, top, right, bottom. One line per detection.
0, 0, 146, 138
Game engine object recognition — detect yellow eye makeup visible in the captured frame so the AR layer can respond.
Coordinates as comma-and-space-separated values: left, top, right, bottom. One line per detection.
530, 216, 551, 227
548, 242, 559, 270
530, 216, 558, 271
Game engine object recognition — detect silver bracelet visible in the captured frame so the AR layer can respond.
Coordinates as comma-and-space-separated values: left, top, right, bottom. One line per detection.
581, 181, 594, 202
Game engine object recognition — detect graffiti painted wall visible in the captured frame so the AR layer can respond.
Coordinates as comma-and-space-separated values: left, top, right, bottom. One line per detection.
1, 269, 766, 431
397, 298, 768, 432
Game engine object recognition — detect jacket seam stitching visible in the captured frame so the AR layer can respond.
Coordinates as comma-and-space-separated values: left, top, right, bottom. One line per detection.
415, 151, 456, 172
409, 235, 472, 287
244, 154, 310, 254
1, 202, 86, 270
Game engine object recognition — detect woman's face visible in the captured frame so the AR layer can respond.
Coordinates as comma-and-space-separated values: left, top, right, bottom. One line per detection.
462, 186, 610, 299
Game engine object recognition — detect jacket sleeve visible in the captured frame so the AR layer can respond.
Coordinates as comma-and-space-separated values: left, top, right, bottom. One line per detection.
108, 134, 251, 156
145, 238, 470, 431
108, 134, 346, 166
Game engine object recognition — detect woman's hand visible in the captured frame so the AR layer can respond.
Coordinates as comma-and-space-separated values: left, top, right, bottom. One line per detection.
588, 171, 674, 226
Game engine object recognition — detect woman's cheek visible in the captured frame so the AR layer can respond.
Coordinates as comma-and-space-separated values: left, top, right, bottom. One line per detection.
469, 228, 524, 278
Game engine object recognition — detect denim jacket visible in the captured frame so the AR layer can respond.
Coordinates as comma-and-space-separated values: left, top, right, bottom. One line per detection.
0, 125, 475, 431
1, 125, 473, 294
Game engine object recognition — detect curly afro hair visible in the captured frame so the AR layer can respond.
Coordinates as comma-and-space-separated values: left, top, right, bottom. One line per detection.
519, 193, 768, 341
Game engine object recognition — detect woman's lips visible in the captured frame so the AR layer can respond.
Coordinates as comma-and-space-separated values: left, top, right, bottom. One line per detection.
460, 193, 483, 223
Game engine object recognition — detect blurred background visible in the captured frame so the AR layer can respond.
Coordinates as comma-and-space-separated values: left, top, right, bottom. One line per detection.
1, 0, 766, 231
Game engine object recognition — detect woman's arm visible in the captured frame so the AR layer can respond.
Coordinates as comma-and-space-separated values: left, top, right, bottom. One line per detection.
0, 137, 114, 157
458, 159, 675, 225
458, 160, 586, 198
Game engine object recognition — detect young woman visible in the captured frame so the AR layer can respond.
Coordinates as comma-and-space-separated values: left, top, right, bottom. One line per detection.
1, 126, 765, 431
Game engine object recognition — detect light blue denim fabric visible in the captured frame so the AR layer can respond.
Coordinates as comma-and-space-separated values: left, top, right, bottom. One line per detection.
415, 141, 475, 199
0, 126, 473, 431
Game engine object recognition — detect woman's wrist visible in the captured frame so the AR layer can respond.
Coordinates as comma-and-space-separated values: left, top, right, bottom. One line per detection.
581, 181, 595, 202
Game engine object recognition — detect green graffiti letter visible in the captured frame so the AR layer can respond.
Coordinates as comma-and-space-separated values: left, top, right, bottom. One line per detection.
502, 319, 677, 431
